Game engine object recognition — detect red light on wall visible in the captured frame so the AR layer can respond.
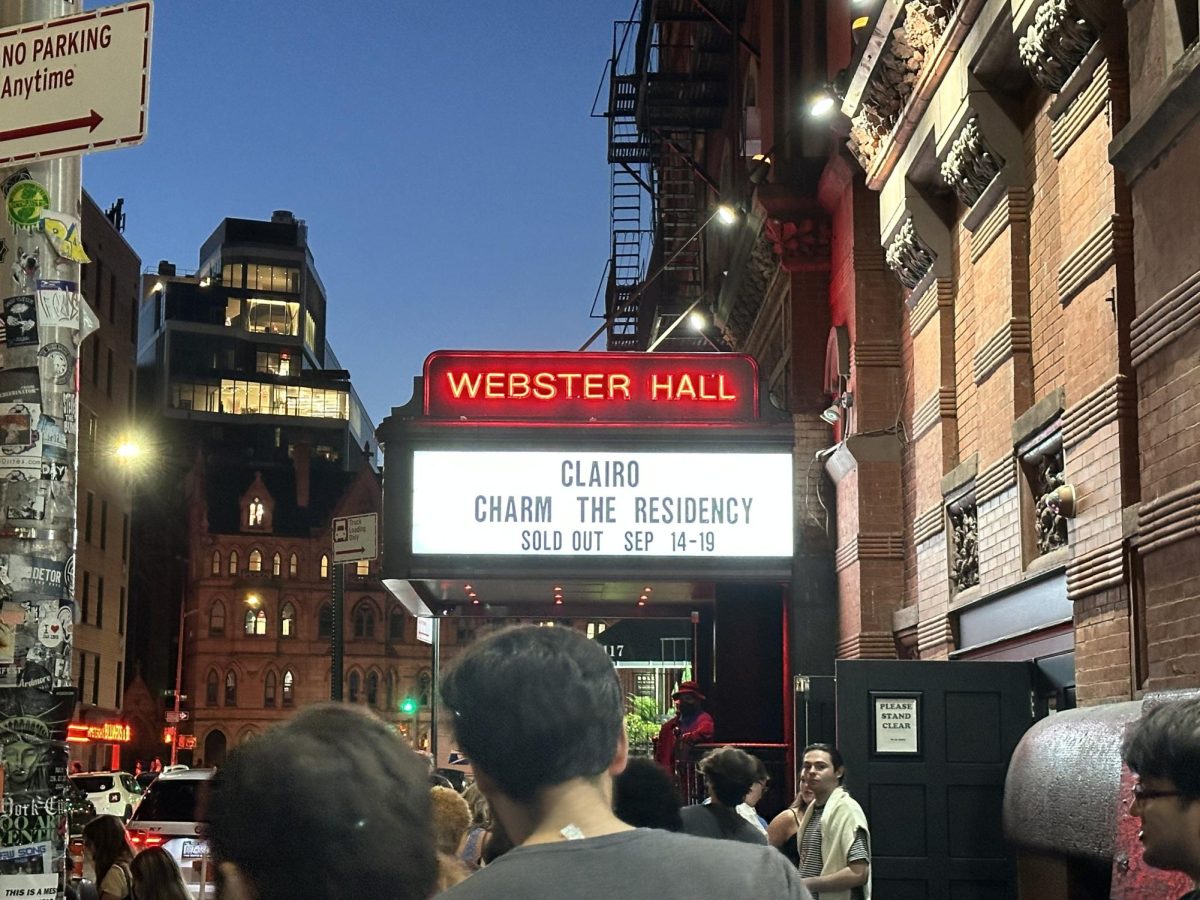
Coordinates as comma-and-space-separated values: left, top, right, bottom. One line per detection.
70, 722, 133, 743
423, 351, 759, 423
67, 724, 89, 744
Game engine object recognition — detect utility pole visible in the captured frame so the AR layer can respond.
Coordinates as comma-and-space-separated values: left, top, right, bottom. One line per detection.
330, 563, 344, 700
0, 1, 97, 893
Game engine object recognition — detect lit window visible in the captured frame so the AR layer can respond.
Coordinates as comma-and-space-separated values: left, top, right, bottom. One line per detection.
282, 670, 295, 706
320, 555, 329, 579
272, 552, 282, 576
280, 601, 296, 638
356, 559, 369, 576
248, 498, 265, 527
228, 550, 238, 575
248, 549, 262, 572
211, 551, 221, 575
289, 553, 298, 577
244, 608, 267, 636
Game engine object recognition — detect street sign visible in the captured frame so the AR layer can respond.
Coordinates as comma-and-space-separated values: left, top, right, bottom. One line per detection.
0, 1, 153, 166
332, 512, 378, 564
164, 710, 189, 724
416, 617, 433, 645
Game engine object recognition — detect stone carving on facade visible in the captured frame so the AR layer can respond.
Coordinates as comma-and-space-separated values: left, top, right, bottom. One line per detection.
1028, 446, 1069, 554
1018, 0, 1099, 93
948, 502, 979, 591
723, 228, 779, 348
939, 116, 1004, 206
848, 0, 960, 169
764, 216, 832, 267
884, 217, 937, 289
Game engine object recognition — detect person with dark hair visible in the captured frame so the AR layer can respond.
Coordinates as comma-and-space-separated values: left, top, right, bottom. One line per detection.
438, 624, 810, 899
81, 815, 134, 900
796, 743, 871, 900
680, 746, 768, 844
203, 703, 437, 900
612, 757, 683, 831
458, 783, 493, 871
1122, 696, 1200, 896
737, 754, 771, 835
129, 847, 191, 900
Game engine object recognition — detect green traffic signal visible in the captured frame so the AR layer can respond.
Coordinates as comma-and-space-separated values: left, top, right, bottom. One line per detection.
400, 697, 418, 715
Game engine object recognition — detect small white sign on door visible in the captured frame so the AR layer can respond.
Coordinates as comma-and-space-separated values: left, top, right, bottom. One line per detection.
873, 694, 920, 754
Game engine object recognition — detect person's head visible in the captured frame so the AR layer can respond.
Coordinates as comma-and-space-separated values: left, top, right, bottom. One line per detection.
612, 757, 683, 831
698, 746, 761, 808
130, 847, 191, 900
744, 755, 769, 808
462, 782, 491, 830
81, 814, 133, 883
440, 625, 625, 803
801, 743, 845, 803
672, 681, 704, 717
429, 785, 472, 856
1121, 697, 1200, 878
204, 703, 437, 900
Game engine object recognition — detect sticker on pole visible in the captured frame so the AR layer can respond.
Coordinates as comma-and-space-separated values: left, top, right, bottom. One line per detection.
0, 1, 154, 166
332, 513, 378, 564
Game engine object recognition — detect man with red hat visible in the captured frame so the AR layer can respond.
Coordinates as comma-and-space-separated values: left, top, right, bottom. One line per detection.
655, 681, 715, 797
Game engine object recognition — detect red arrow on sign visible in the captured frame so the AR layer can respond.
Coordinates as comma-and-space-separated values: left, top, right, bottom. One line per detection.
0, 109, 104, 144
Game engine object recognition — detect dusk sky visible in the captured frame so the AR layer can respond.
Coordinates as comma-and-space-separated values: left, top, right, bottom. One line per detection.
82, 0, 634, 425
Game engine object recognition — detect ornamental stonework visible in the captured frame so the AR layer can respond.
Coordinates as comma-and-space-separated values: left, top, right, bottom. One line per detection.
884, 218, 937, 290
1018, 0, 1098, 93
939, 116, 1004, 207
948, 501, 979, 591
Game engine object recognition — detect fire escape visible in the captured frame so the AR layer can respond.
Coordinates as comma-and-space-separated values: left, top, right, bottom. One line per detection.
595, 0, 734, 352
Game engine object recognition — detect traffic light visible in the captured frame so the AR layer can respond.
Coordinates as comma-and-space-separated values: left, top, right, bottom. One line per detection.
400, 696, 418, 715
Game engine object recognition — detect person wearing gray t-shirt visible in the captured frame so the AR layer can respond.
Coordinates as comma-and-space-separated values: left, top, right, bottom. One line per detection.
439, 625, 810, 900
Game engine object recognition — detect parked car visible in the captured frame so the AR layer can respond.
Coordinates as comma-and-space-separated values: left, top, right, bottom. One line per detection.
69, 770, 143, 820
126, 768, 215, 899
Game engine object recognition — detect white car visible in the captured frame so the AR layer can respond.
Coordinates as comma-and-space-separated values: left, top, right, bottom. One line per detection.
69, 770, 143, 820
126, 768, 215, 899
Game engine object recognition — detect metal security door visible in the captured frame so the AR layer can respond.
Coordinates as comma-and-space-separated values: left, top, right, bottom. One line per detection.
835, 659, 1036, 900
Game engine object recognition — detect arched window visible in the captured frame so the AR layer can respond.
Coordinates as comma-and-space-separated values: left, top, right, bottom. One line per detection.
418, 669, 432, 707
386, 671, 395, 710
206, 670, 219, 706
355, 559, 369, 576
264, 671, 277, 707
244, 608, 267, 636
248, 497, 264, 527
211, 551, 221, 575
209, 600, 226, 637
389, 606, 405, 641
320, 554, 329, 579
248, 549, 263, 573
352, 601, 375, 639
224, 671, 237, 706
366, 671, 379, 706
317, 603, 332, 639
279, 601, 296, 638
348, 671, 361, 703
288, 553, 298, 577
272, 552, 282, 576
282, 670, 295, 706
228, 550, 238, 575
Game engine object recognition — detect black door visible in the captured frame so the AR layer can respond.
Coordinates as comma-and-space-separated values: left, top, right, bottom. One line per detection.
835, 659, 1035, 900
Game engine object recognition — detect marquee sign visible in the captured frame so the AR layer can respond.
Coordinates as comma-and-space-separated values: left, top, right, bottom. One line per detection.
66, 721, 131, 743
423, 350, 760, 422
411, 450, 792, 559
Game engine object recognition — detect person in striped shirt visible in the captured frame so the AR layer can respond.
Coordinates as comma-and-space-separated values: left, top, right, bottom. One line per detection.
795, 743, 871, 900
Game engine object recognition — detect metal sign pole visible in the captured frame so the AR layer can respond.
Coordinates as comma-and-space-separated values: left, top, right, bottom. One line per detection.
330, 563, 344, 701
430, 617, 440, 765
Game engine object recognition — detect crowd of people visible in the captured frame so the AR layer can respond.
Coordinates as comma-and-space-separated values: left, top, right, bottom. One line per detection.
70, 624, 1200, 900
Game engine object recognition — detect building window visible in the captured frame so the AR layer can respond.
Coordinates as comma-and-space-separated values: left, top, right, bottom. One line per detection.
248, 499, 265, 528
352, 602, 375, 639
122, 514, 130, 563
586, 622, 607, 640
280, 601, 296, 638
389, 608, 405, 641
418, 670, 432, 707
320, 555, 329, 579
348, 671, 361, 703
81, 571, 90, 624
115, 662, 123, 708
210, 601, 226, 637
289, 553, 298, 577
119, 587, 126, 635
96, 578, 104, 629
211, 551, 221, 575
386, 671, 395, 709
355, 559, 369, 576
248, 549, 262, 572
318, 603, 331, 640
105, 348, 113, 398
85, 491, 94, 543
366, 671, 379, 706
99, 500, 108, 549
244, 608, 267, 636
282, 670, 295, 706
255, 350, 295, 377
225, 671, 237, 706
272, 552, 282, 577
92, 655, 100, 705
229, 550, 239, 575
264, 671, 277, 708
206, 671, 218, 706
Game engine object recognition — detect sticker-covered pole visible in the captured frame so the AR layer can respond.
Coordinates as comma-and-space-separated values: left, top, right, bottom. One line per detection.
330, 563, 344, 701
0, 2, 99, 896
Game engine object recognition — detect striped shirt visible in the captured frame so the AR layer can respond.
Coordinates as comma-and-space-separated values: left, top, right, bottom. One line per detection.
797, 803, 869, 900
